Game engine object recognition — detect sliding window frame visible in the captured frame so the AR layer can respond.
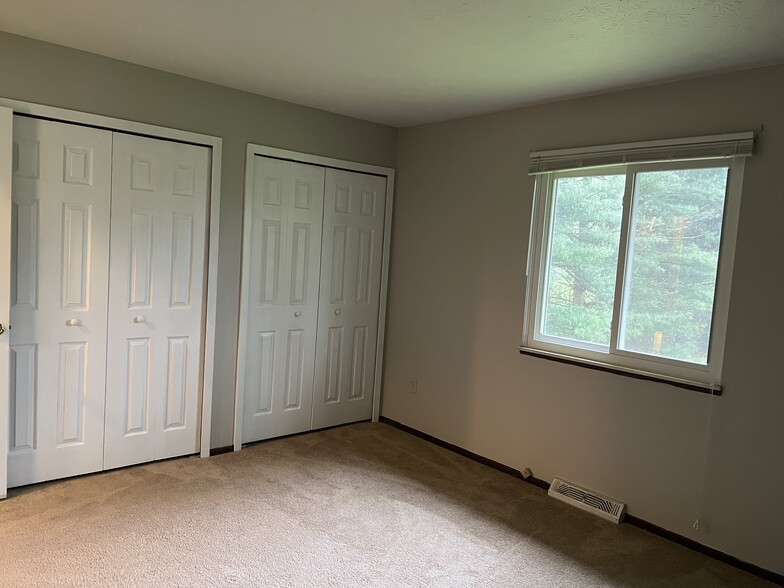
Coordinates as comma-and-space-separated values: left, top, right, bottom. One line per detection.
522, 156, 747, 392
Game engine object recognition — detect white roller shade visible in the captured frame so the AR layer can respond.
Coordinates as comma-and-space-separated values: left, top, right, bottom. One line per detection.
529, 132, 754, 175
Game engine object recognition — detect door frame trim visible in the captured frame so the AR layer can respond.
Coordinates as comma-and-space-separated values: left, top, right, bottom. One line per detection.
0, 98, 223, 478
0, 107, 13, 499
233, 144, 395, 450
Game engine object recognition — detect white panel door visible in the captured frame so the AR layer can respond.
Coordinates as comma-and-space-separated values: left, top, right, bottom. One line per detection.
103, 133, 209, 470
7, 116, 112, 487
312, 169, 386, 429
241, 156, 324, 443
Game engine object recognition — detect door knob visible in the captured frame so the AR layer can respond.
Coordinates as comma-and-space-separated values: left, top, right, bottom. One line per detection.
132, 316, 145, 324
294, 311, 302, 317
0, 323, 4, 335
334, 308, 341, 316
65, 319, 81, 327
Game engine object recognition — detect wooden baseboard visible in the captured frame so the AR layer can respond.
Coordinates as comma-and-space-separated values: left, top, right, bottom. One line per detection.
623, 514, 783, 586
379, 416, 783, 586
379, 417, 549, 489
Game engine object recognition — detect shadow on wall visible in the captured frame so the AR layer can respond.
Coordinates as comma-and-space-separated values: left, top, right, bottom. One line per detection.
380, 148, 482, 444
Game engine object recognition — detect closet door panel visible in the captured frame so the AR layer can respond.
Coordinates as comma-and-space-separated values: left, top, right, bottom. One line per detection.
7, 116, 112, 487
104, 133, 209, 469
241, 157, 324, 443
312, 169, 386, 429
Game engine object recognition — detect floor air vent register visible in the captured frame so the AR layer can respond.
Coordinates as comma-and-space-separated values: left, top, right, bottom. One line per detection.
548, 478, 626, 524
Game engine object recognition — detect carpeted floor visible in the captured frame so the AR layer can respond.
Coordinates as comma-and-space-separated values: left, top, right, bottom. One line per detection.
0, 422, 773, 587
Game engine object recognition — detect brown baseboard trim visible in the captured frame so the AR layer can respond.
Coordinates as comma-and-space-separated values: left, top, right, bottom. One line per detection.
209, 445, 233, 456
380, 416, 783, 587
380, 417, 549, 490
624, 515, 783, 586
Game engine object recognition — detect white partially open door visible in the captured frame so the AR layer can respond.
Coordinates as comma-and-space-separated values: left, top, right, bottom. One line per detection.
0, 106, 13, 499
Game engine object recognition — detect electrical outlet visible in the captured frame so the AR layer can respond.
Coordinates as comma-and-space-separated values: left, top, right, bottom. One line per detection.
408, 378, 418, 395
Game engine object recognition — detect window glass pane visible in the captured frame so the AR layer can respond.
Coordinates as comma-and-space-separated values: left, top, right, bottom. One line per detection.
620, 167, 729, 364
541, 174, 625, 346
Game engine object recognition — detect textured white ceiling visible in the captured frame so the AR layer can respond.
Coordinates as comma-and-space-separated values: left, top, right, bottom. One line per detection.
1, 0, 783, 127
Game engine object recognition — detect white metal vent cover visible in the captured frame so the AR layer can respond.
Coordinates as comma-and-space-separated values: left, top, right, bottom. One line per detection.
548, 477, 626, 524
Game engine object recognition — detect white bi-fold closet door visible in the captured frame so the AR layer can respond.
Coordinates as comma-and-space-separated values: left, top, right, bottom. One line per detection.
7, 116, 209, 487
8, 117, 112, 485
241, 158, 325, 441
104, 132, 209, 470
312, 168, 387, 430
239, 155, 388, 444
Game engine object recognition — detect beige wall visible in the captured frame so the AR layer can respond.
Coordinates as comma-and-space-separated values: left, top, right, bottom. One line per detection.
385, 64, 784, 574
0, 32, 398, 449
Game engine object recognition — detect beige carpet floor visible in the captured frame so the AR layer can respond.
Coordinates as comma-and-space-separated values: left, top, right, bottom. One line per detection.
0, 422, 773, 587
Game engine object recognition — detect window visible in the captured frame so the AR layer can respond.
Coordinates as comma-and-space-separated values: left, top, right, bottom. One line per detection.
522, 133, 754, 391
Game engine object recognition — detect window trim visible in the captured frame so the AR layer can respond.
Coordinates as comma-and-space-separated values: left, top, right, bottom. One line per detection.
521, 149, 748, 392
